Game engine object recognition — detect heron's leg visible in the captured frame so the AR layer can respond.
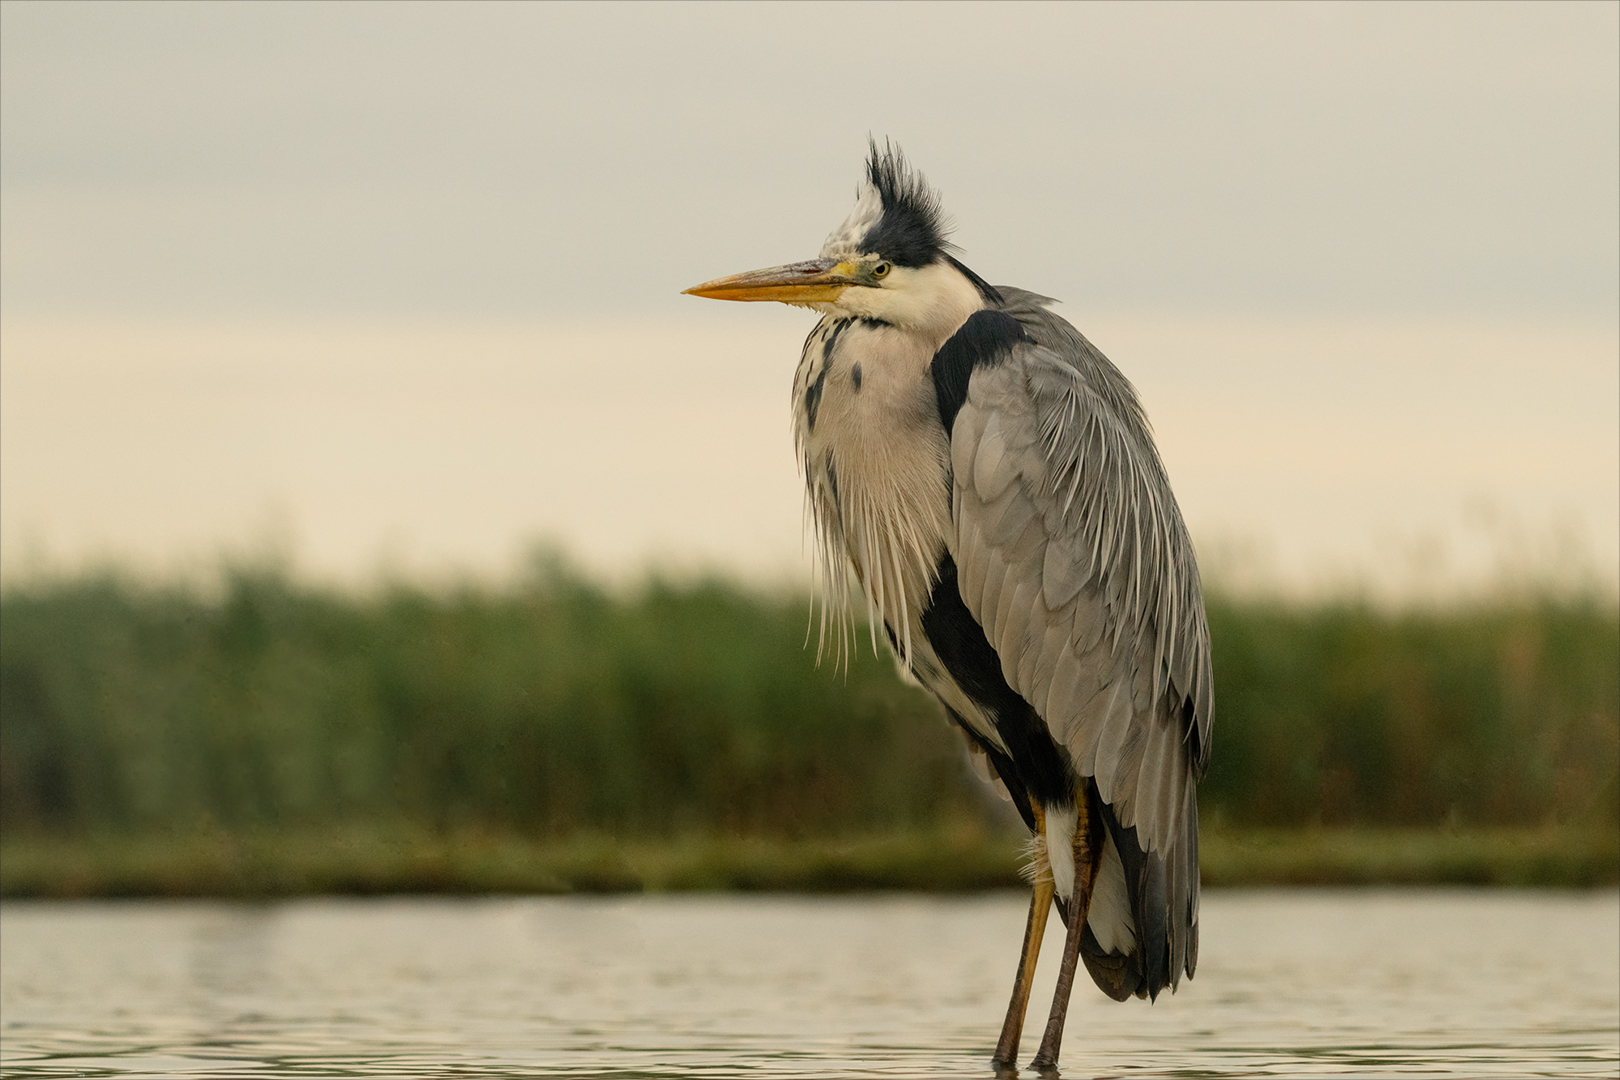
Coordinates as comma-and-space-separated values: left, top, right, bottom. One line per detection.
1028, 792, 1102, 1078
991, 805, 1054, 1075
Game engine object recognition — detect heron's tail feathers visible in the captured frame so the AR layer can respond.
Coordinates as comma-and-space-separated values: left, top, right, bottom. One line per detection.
1080, 923, 1144, 1001
1080, 793, 1201, 1002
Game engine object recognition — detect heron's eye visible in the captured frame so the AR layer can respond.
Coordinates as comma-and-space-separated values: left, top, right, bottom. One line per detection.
873, 262, 892, 279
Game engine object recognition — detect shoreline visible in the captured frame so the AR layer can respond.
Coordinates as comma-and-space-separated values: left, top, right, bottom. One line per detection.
3, 826, 1614, 899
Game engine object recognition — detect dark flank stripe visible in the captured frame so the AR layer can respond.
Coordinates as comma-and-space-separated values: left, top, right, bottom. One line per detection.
878, 626, 1034, 831
945, 706, 1038, 835
931, 309, 1031, 436
919, 555, 1073, 813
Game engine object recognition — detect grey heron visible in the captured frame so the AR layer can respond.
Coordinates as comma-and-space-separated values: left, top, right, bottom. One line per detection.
685, 142, 1211, 1077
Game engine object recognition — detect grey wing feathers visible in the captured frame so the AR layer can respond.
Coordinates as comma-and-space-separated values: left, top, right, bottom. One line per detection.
948, 287, 1211, 992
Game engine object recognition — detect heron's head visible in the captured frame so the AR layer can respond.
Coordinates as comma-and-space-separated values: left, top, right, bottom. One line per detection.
684, 141, 996, 335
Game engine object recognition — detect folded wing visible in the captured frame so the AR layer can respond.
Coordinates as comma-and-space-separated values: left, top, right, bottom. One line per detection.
948, 289, 1212, 998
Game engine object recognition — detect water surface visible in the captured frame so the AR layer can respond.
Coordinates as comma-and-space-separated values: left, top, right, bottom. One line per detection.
2, 889, 1616, 1078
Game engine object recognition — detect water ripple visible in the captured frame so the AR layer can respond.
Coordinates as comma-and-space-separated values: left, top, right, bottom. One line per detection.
2, 890, 1616, 1078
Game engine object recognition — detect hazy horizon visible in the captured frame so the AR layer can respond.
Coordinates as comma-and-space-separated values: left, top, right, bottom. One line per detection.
2, 1, 1616, 601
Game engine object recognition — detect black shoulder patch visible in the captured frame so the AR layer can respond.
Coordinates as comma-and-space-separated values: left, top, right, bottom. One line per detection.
931, 309, 1031, 436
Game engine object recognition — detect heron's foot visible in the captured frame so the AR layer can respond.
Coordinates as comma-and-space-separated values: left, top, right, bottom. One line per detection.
1028, 1051, 1060, 1079
990, 1055, 1019, 1079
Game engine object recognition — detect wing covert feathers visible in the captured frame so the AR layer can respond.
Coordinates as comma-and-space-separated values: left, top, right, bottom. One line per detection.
947, 288, 1211, 997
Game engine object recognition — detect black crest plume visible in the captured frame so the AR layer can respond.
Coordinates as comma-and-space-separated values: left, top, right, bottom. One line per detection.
862, 139, 950, 268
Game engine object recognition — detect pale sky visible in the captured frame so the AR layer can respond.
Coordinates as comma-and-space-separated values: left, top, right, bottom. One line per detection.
2, 1, 1616, 598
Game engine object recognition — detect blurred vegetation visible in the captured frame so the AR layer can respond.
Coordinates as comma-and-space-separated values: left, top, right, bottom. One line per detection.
3, 826, 1611, 899
1200, 597, 1617, 829
1, 556, 1615, 894
0, 557, 979, 840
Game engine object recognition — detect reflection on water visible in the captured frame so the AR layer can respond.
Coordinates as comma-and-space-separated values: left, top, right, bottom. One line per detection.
1, 890, 1616, 1078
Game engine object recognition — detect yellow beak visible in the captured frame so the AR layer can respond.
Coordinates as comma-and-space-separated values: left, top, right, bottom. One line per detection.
683, 257, 858, 303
